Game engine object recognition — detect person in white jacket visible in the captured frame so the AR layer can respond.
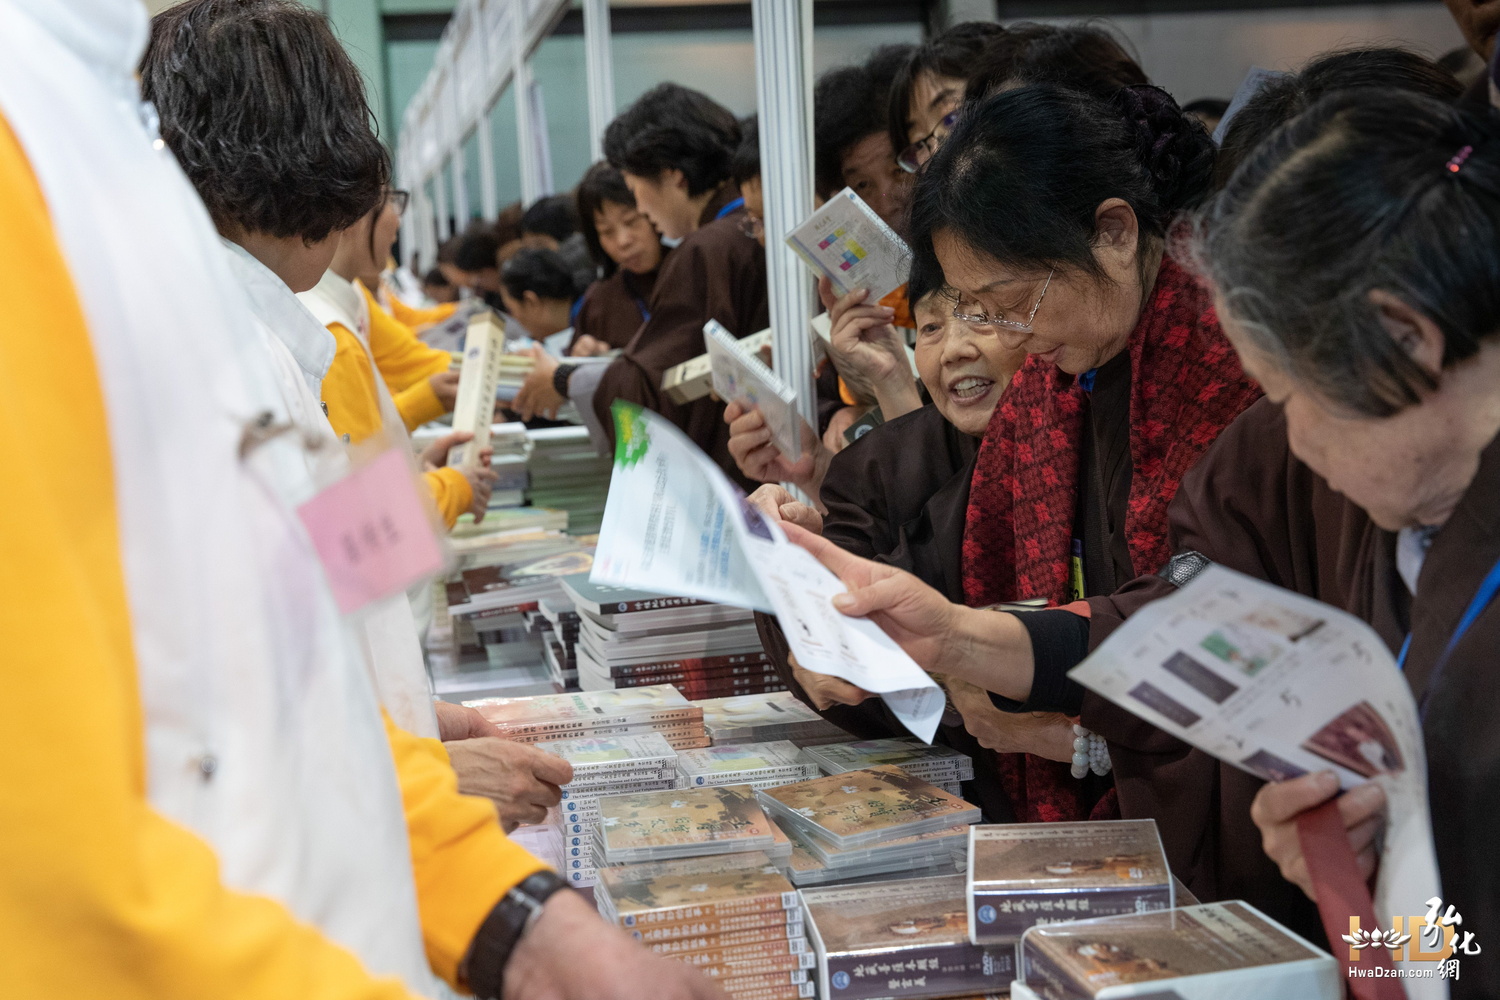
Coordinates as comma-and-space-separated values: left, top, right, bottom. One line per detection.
0, 0, 724, 997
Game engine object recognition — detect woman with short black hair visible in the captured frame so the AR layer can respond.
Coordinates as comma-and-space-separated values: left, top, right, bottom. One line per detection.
498, 247, 590, 353
568, 161, 666, 354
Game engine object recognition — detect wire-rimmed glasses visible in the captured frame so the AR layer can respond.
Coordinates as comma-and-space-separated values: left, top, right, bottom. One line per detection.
947, 269, 1054, 331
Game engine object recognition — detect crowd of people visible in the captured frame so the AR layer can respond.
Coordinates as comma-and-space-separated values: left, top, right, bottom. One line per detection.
2, 0, 1498, 996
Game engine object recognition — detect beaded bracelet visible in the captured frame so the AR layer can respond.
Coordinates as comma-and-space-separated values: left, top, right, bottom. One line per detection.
1071, 724, 1112, 779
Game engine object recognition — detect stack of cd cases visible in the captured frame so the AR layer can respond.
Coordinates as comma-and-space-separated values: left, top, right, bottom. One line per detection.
966, 820, 1174, 944
802, 737, 975, 795
781, 821, 968, 887
536, 732, 680, 886
674, 741, 821, 790
801, 874, 1017, 1000
698, 691, 847, 746
594, 783, 778, 865
596, 853, 815, 1000
759, 765, 980, 849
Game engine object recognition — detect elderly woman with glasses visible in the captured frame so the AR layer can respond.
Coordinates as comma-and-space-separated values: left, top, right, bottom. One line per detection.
818, 84, 1262, 828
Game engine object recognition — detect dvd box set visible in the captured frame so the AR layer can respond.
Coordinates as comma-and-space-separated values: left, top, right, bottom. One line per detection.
1011, 901, 1338, 999
594, 783, 778, 864
801, 874, 1017, 1000
464, 685, 709, 747
967, 821, 1173, 944
803, 738, 976, 796
698, 691, 847, 746
758, 765, 981, 850
675, 741, 821, 790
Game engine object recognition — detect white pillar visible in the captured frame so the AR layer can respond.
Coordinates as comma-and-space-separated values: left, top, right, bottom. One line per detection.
433, 161, 452, 239
752, 0, 817, 431
582, 0, 615, 163
513, 28, 541, 204
476, 109, 499, 220
450, 147, 470, 228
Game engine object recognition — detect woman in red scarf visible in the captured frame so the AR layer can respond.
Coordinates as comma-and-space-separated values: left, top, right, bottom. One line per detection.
896, 85, 1262, 823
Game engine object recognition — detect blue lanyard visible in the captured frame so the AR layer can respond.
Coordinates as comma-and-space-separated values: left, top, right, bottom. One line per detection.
715, 197, 745, 221
1078, 367, 1099, 392
1397, 550, 1500, 711
568, 296, 584, 328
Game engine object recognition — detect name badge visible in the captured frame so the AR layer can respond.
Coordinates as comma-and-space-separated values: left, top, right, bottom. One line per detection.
297, 447, 446, 614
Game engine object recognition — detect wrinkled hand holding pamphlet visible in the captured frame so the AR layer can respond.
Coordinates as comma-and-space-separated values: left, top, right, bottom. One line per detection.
703, 319, 802, 463
591, 401, 943, 741
1069, 565, 1445, 1000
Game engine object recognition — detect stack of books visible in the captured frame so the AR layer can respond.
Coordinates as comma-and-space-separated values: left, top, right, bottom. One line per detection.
495, 353, 536, 403
674, 742, 821, 791
593, 784, 777, 866
801, 874, 1017, 1000
803, 738, 976, 796
562, 577, 783, 699
1010, 901, 1339, 999
536, 732, 680, 887
758, 766, 979, 884
527, 426, 612, 535
536, 591, 582, 691
966, 820, 1174, 945
698, 691, 848, 747
464, 685, 709, 749
597, 853, 815, 1000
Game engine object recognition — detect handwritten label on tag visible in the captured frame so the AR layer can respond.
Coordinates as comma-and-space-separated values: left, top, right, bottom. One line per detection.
297, 448, 445, 614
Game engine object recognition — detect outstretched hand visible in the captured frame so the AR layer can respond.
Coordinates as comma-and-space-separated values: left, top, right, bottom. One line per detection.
782, 521, 964, 676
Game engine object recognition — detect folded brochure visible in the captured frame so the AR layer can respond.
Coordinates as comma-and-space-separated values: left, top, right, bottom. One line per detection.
592, 401, 943, 741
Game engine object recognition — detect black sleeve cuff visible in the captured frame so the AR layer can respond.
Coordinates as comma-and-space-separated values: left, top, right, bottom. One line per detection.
989, 610, 1089, 716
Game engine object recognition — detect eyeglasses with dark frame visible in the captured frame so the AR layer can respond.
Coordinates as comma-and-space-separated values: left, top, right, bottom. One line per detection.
946, 269, 1054, 331
897, 110, 961, 174
387, 189, 410, 215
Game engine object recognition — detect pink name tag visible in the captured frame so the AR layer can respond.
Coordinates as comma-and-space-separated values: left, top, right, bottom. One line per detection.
297, 448, 446, 614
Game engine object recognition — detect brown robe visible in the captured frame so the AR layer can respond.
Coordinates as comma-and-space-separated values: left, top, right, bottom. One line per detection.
758, 405, 1031, 821
570, 264, 660, 352
591, 186, 768, 487
1062, 398, 1500, 985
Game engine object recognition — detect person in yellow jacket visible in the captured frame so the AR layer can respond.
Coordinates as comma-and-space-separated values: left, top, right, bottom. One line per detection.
0, 1, 725, 998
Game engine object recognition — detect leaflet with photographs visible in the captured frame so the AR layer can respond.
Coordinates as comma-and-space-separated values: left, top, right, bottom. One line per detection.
758, 765, 980, 848
1018, 901, 1336, 999
802, 875, 1016, 1000
1067, 565, 1441, 990
597, 784, 775, 860
967, 821, 1172, 942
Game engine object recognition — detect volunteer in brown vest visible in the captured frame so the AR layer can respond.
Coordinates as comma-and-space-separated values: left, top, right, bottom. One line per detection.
532, 84, 767, 483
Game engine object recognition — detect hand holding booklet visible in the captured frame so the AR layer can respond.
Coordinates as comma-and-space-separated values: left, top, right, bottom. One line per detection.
1068, 565, 1444, 999
786, 187, 912, 326
591, 401, 944, 741
703, 319, 802, 462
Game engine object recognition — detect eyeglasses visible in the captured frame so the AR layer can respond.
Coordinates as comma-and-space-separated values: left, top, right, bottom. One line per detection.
738, 214, 764, 241
948, 270, 1054, 331
387, 189, 410, 215
897, 110, 961, 174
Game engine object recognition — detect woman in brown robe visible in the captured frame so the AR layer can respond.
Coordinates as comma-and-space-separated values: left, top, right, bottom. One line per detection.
788, 92, 1500, 992
512, 86, 767, 483
568, 161, 667, 354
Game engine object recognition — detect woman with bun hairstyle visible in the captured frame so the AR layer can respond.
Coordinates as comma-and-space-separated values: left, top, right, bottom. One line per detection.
883, 85, 1260, 826
498, 246, 590, 354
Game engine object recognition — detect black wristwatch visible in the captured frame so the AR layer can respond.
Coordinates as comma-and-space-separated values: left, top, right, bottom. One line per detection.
552, 362, 578, 399
463, 871, 572, 998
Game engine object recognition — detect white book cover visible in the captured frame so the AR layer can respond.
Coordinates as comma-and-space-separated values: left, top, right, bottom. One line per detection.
786, 188, 911, 310
703, 319, 802, 461
447, 312, 506, 467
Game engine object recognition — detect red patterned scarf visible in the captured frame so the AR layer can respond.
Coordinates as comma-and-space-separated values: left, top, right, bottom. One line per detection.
962, 256, 1261, 822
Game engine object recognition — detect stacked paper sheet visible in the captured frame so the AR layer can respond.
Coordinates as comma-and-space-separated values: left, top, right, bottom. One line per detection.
527, 426, 611, 535
563, 576, 785, 699
698, 691, 848, 747
803, 737, 976, 796
597, 853, 815, 1000
538, 732, 680, 887
465, 685, 709, 748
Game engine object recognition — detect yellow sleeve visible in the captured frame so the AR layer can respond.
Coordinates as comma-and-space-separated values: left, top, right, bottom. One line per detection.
0, 115, 418, 1000
321, 321, 385, 446
425, 467, 472, 531
383, 719, 547, 987
363, 283, 452, 395
393, 375, 448, 433
387, 291, 458, 330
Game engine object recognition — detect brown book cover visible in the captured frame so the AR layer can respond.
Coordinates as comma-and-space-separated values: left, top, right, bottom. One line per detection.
627, 909, 806, 945
968, 821, 1172, 942
599, 855, 795, 928
682, 950, 815, 977
657, 935, 811, 965
611, 651, 774, 678
759, 766, 979, 848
